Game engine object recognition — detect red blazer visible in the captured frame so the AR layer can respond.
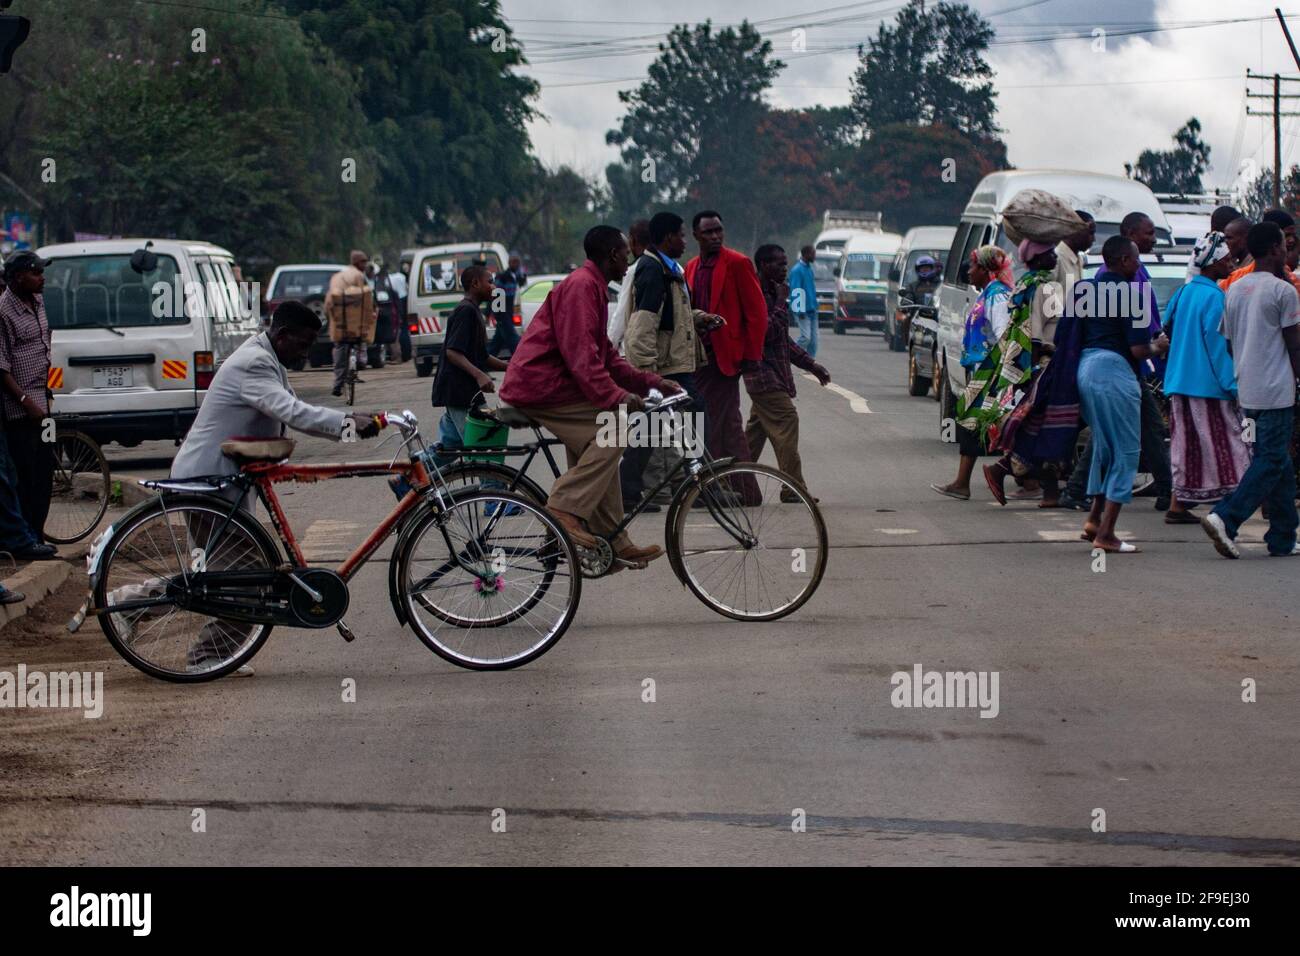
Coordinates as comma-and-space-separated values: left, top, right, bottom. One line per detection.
685, 247, 768, 376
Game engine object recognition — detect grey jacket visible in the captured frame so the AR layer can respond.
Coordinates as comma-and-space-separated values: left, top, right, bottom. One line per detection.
171, 333, 346, 480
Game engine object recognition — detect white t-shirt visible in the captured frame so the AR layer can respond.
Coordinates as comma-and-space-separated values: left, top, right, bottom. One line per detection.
1221, 271, 1300, 410
608, 256, 644, 353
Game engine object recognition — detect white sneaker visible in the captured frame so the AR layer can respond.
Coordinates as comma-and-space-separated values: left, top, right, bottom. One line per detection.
230, 664, 255, 678
1201, 513, 1240, 559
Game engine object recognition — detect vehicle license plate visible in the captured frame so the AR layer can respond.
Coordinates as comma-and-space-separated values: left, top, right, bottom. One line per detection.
92, 366, 133, 388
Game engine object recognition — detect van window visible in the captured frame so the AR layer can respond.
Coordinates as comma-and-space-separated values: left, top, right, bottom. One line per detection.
213, 259, 256, 323
943, 224, 972, 285
44, 254, 185, 329
197, 262, 229, 322
955, 225, 989, 287
417, 252, 505, 296
812, 256, 838, 282
841, 253, 886, 281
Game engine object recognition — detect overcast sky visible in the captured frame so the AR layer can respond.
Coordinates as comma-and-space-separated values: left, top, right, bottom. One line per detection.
501, 0, 1300, 193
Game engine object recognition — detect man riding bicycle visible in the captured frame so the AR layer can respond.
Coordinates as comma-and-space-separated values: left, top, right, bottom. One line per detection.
498, 225, 682, 570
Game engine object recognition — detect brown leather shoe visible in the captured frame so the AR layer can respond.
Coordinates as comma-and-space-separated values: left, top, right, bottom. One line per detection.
615, 542, 664, 567
548, 509, 598, 549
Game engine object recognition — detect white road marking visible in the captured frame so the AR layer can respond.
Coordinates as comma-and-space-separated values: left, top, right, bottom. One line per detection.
1037, 529, 1134, 541
803, 373, 871, 413
876, 528, 918, 535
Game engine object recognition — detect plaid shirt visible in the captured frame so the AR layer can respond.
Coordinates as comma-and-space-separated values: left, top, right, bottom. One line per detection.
744, 282, 825, 397
0, 287, 50, 421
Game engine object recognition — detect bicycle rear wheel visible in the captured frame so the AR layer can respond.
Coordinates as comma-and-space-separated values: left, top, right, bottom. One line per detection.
96, 495, 279, 682
669, 462, 827, 622
396, 489, 579, 670
44, 429, 110, 544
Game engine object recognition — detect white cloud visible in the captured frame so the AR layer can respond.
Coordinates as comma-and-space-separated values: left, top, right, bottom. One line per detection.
506, 0, 1299, 193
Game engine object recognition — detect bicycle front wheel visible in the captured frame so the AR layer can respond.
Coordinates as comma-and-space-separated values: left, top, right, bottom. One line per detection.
44, 429, 110, 544
396, 490, 580, 670
96, 495, 279, 682
669, 462, 827, 622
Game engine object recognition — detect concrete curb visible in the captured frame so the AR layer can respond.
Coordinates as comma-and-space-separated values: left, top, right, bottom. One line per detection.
116, 474, 155, 509
0, 559, 72, 630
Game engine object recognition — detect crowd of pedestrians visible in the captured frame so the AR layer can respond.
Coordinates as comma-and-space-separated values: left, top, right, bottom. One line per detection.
934, 198, 1300, 558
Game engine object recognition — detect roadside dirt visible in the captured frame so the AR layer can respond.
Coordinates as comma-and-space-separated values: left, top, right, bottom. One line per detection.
0, 578, 204, 863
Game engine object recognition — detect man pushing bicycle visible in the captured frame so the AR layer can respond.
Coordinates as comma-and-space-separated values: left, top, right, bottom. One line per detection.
155, 301, 383, 674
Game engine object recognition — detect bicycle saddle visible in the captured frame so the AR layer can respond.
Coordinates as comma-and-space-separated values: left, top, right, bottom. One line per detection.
220, 436, 296, 464
489, 405, 538, 429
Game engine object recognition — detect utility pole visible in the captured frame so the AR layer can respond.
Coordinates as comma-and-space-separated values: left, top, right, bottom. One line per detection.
1246, 70, 1300, 207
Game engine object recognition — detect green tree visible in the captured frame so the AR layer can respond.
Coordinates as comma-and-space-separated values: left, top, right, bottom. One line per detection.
1238, 164, 1300, 218
1127, 118, 1211, 194
10, 0, 379, 267
842, 123, 1009, 234
280, 0, 538, 237
606, 21, 784, 248
850, 0, 999, 138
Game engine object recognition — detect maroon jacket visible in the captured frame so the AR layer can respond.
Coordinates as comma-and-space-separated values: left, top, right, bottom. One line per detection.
500, 261, 660, 410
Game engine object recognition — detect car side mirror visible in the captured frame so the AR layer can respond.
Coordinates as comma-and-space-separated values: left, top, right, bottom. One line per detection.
130, 241, 158, 275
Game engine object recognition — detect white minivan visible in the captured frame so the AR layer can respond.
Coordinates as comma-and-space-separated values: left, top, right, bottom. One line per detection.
406, 241, 509, 378
41, 238, 260, 447
932, 170, 1173, 425
832, 231, 903, 335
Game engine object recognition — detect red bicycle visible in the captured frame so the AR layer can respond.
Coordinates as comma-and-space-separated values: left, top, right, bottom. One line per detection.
72, 410, 581, 681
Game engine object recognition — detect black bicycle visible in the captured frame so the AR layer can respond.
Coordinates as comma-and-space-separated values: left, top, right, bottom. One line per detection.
435, 391, 828, 622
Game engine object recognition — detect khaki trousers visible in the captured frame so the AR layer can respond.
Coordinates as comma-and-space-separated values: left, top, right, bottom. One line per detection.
514, 402, 631, 548
744, 389, 807, 490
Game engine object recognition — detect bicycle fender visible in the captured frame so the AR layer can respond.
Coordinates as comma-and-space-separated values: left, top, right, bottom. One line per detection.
388, 499, 439, 626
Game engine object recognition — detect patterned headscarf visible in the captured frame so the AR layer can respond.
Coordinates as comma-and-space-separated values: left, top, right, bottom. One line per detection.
1190, 231, 1230, 275
970, 244, 1014, 289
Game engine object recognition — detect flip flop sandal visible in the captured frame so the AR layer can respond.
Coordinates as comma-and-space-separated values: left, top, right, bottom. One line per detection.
1010, 488, 1042, 500
1038, 500, 1065, 509
1093, 541, 1141, 553
1164, 511, 1201, 524
1079, 530, 1097, 542
929, 483, 970, 501
983, 466, 1007, 506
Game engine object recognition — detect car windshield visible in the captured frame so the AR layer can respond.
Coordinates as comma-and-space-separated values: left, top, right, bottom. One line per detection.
44, 254, 186, 329
1086, 263, 1188, 313
842, 253, 884, 281
521, 281, 554, 303
1137, 265, 1188, 313
271, 269, 338, 299
812, 257, 838, 282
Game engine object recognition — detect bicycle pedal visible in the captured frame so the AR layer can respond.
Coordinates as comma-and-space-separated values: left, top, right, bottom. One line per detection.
612, 557, 647, 570
336, 620, 356, 643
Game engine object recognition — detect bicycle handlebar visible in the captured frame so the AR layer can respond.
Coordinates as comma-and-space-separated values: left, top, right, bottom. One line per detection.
645, 389, 693, 411
378, 409, 420, 434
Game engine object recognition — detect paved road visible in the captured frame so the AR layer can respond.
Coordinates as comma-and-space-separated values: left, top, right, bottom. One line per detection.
3, 333, 1299, 865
